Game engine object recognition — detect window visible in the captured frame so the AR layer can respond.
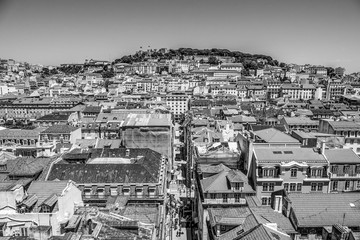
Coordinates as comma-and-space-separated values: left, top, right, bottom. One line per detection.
311, 183, 317, 191
149, 188, 156, 197
356, 165, 360, 174
269, 183, 275, 192
290, 183, 296, 192
41, 205, 51, 213
311, 169, 316, 177
235, 182, 243, 190
331, 165, 338, 174
263, 169, 268, 177
263, 183, 268, 191
317, 183, 323, 191
110, 188, 117, 196
357, 181, 360, 189
20, 228, 28, 237
135, 188, 143, 197
222, 193, 228, 203
297, 183, 302, 192
262, 197, 268, 206
97, 189, 105, 198
345, 181, 350, 191
234, 194, 240, 203
220, 225, 226, 231
284, 183, 289, 191
290, 168, 297, 177
332, 181, 338, 191
84, 188, 91, 199
123, 188, 130, 196
344, 166, 350, 174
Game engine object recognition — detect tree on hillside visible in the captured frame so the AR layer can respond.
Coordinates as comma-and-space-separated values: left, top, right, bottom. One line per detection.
208, 56, 218, 65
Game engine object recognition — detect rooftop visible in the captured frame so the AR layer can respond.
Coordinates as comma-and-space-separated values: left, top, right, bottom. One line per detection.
122, 113, 172, 127
254, 128, 299, 144
254, 147, 327, 164
325, 149, 360, 164
42, 124, 79, 134
287, 193, 360, 228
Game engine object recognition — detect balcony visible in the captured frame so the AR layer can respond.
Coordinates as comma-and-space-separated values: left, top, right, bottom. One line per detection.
330, 172, 360, 178
82, 194, 164, 201
203, 198, 246, 205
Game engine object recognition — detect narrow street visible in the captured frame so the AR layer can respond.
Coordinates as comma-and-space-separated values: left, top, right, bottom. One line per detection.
166, 180, 193, 240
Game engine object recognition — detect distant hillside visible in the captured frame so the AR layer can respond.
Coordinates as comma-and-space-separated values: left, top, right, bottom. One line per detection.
114, 48, 284, 70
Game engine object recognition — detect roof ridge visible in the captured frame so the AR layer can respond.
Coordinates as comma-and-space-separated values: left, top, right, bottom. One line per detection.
202, 170, 229, 192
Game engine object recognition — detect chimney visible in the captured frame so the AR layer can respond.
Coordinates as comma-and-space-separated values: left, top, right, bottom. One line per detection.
320, 141, 326, 154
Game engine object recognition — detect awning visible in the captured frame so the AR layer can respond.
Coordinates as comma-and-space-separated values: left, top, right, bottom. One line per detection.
6, 221, 26, 227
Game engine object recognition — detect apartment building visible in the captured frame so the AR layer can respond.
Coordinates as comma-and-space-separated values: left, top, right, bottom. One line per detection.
319, 119, 360, 154
165, 92, 190, 121
249, 147, 329, 207
325, 149, 360, 192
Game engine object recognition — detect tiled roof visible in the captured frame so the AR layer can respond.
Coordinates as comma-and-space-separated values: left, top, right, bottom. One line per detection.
122, 113, 172, 127
26, 180, 70, 210
283, 117, 318, 125
254, 148, 327, 164
327, 120, 360, 130
250, 125, 286, 132
0, 128, 44, 139
325, 149, 360, 164
287, 193, 360, 228
198, 163, 230, 175
208, 207, 251, 227
200, 169, 254, 193
6, 157, 53, 177
48, 148, 162, 183
36, 113, 70, 121
42, 124, 79, 133
226, 170, 247, 182
83, 106, 102, 113
95, 139, 122, 149
250, 207, 296, 234
254, 128, 299, 143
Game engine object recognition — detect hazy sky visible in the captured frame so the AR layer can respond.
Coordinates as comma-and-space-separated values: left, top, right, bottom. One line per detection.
0, 0, 359, 72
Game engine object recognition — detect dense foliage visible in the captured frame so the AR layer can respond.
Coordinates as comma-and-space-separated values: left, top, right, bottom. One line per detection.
114, 48, 280, 70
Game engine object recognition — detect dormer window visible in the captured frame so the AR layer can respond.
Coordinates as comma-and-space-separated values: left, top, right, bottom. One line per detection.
234, 182, 244, 190
41, 205, 51, 213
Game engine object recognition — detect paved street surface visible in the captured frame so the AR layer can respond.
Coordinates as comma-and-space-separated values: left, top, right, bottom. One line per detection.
166, 180, 192, 240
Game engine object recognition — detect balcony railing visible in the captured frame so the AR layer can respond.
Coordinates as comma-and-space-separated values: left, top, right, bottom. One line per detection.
82, 194, 163, 200
203, 198, 246, 205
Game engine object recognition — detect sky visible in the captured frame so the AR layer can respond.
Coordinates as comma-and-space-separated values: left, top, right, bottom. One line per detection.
0, 0, 359, 73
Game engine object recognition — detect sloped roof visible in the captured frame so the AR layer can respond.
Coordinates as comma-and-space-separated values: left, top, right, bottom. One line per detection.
0, 128, 44, 139
288, 193, 360, 228
48, 148, 162, 183
6, 157, 53, 177
254, 148, 327, 164
42, 124, 79, 134
197, 163, 230, 175
200, 169, 254, 193
226, 170, 247, 182
254, 128, 299, 143
208, 207, 251, 227
250, 207, 296, 234
325, 149, 360, 164
26, 181, 70, 210
83, 106, 102, 113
